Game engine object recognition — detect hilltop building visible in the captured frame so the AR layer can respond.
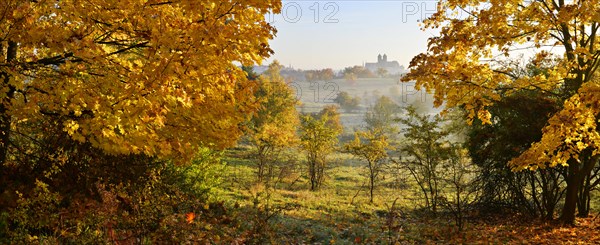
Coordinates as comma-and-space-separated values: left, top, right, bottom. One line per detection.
364, 54, 405, 75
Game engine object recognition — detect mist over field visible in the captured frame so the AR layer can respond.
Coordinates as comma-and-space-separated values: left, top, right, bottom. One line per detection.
292, 77, 438, 129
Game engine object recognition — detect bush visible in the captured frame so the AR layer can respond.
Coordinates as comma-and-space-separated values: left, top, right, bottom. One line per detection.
1, 142, 241, 243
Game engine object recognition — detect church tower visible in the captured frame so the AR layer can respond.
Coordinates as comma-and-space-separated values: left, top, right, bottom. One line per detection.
377, 54, 382, 63
383, 54, 388, 62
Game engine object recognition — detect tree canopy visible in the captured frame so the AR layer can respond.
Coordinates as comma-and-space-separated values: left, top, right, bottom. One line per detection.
0, 0, 281, 163
402, 0, 600, 223
364, 96, 401, 138
247, 61, 299, 182
403, 0, 600, 170
333, 91, 361, 113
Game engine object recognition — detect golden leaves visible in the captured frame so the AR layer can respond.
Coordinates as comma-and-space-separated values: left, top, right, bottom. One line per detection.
509, 81, 600, 170
403, 0, 600, 171
249, 61, 300, 150
344, 129, 392, 164
2, 1, 280, 161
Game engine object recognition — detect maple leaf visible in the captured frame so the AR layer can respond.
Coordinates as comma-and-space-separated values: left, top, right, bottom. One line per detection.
0, 0, 282, 162
403, 0, 600, 224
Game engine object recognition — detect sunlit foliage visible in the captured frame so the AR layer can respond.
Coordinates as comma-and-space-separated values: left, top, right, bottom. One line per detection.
403, 0, 600, 223
0, 0, 281, 162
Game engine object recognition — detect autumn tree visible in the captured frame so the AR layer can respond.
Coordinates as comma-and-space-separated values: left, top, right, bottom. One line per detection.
441, 146, 478, 231
395, 106, 452, 213
467, 91, 566, 219
343, 66, 375, 79
376, 68, 389, 78
403, 0, 600, 224
318, 105, 344, 133
0, 1, 284, 242
344, 72, 358, 83
333, 91, 361, 113
345, 129, 392, 203
299, 106, 342, 191
247, 61, 299, 184
0, 0, 281, 163
305, 69, 334, 82
321, 69, 335, 81
365, 96, 402, 139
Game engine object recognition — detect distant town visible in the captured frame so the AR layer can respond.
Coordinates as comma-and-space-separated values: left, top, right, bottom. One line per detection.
254, 54, 407, 81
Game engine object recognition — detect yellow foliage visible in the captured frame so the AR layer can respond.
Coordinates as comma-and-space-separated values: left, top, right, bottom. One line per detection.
509, 81, 600, 170
403, 0, 600, 171
249, 61, 300, 150
0, 0, 281, 161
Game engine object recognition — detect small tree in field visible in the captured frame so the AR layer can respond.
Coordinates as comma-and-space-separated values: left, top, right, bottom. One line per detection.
299, 106, 342, 191
395, 106, 451, 214
345, 129, 392, 203
334, 92, 361, 113
365, 96, 401, 140
395, 106, 479, 227
376, 68, 388, 78
247, 61, 299, 185
440, 146, 478, 232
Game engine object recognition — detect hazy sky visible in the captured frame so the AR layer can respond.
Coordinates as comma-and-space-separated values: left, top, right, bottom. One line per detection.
264, 0, 440, 70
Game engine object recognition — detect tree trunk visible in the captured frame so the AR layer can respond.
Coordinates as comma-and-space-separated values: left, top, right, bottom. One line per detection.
561, 169, 579, 224
577, 173, 591, 217
0, 94, 9, 165
0, 41, 17, 165
455, 187, 463, 231
256, 145, 270, 183
309, 159, 316, 191
575, 155, 600, 218
369, 162, 375, 203
561, 156, 596, 224
540, 169, 561, 220
317, 159, 325, 190
369, 174, 374, 203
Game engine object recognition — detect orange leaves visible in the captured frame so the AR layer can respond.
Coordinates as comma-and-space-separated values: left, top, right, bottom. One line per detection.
186, 212, 195, 224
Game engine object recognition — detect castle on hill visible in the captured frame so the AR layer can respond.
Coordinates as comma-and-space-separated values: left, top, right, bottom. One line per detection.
364, 54, 405, 75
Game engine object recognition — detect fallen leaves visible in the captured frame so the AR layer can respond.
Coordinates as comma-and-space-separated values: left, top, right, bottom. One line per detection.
186, 212, 195, 224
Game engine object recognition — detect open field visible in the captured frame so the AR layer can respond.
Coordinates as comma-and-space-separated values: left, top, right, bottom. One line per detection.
293, 78, 441, 130
216, 146, 600, 244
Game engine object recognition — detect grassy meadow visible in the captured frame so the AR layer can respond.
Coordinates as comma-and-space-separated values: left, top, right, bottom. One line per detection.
218, 146, 425, 244
201, 79, 600, 244
214, 145, 600, 244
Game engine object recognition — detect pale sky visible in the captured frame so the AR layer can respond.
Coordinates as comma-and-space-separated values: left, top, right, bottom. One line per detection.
264, 0, 440, 70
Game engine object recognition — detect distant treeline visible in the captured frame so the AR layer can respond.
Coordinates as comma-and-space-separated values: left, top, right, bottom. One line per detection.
275, 66, 402, 82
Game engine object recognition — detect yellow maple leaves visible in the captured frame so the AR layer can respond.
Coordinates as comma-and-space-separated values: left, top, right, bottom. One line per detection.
403, 0, 600, 170
249, 61, 300, 150
1, 0, 281, 161
509, 81, 600, 170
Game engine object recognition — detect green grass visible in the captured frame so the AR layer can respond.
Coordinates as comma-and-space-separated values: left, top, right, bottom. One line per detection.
216, 148, 433, 244
213, 146, 600, 244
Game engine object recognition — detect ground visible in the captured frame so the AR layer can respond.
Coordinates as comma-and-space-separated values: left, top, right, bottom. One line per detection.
214, 146, 600, 244
207, 78, 600, 244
